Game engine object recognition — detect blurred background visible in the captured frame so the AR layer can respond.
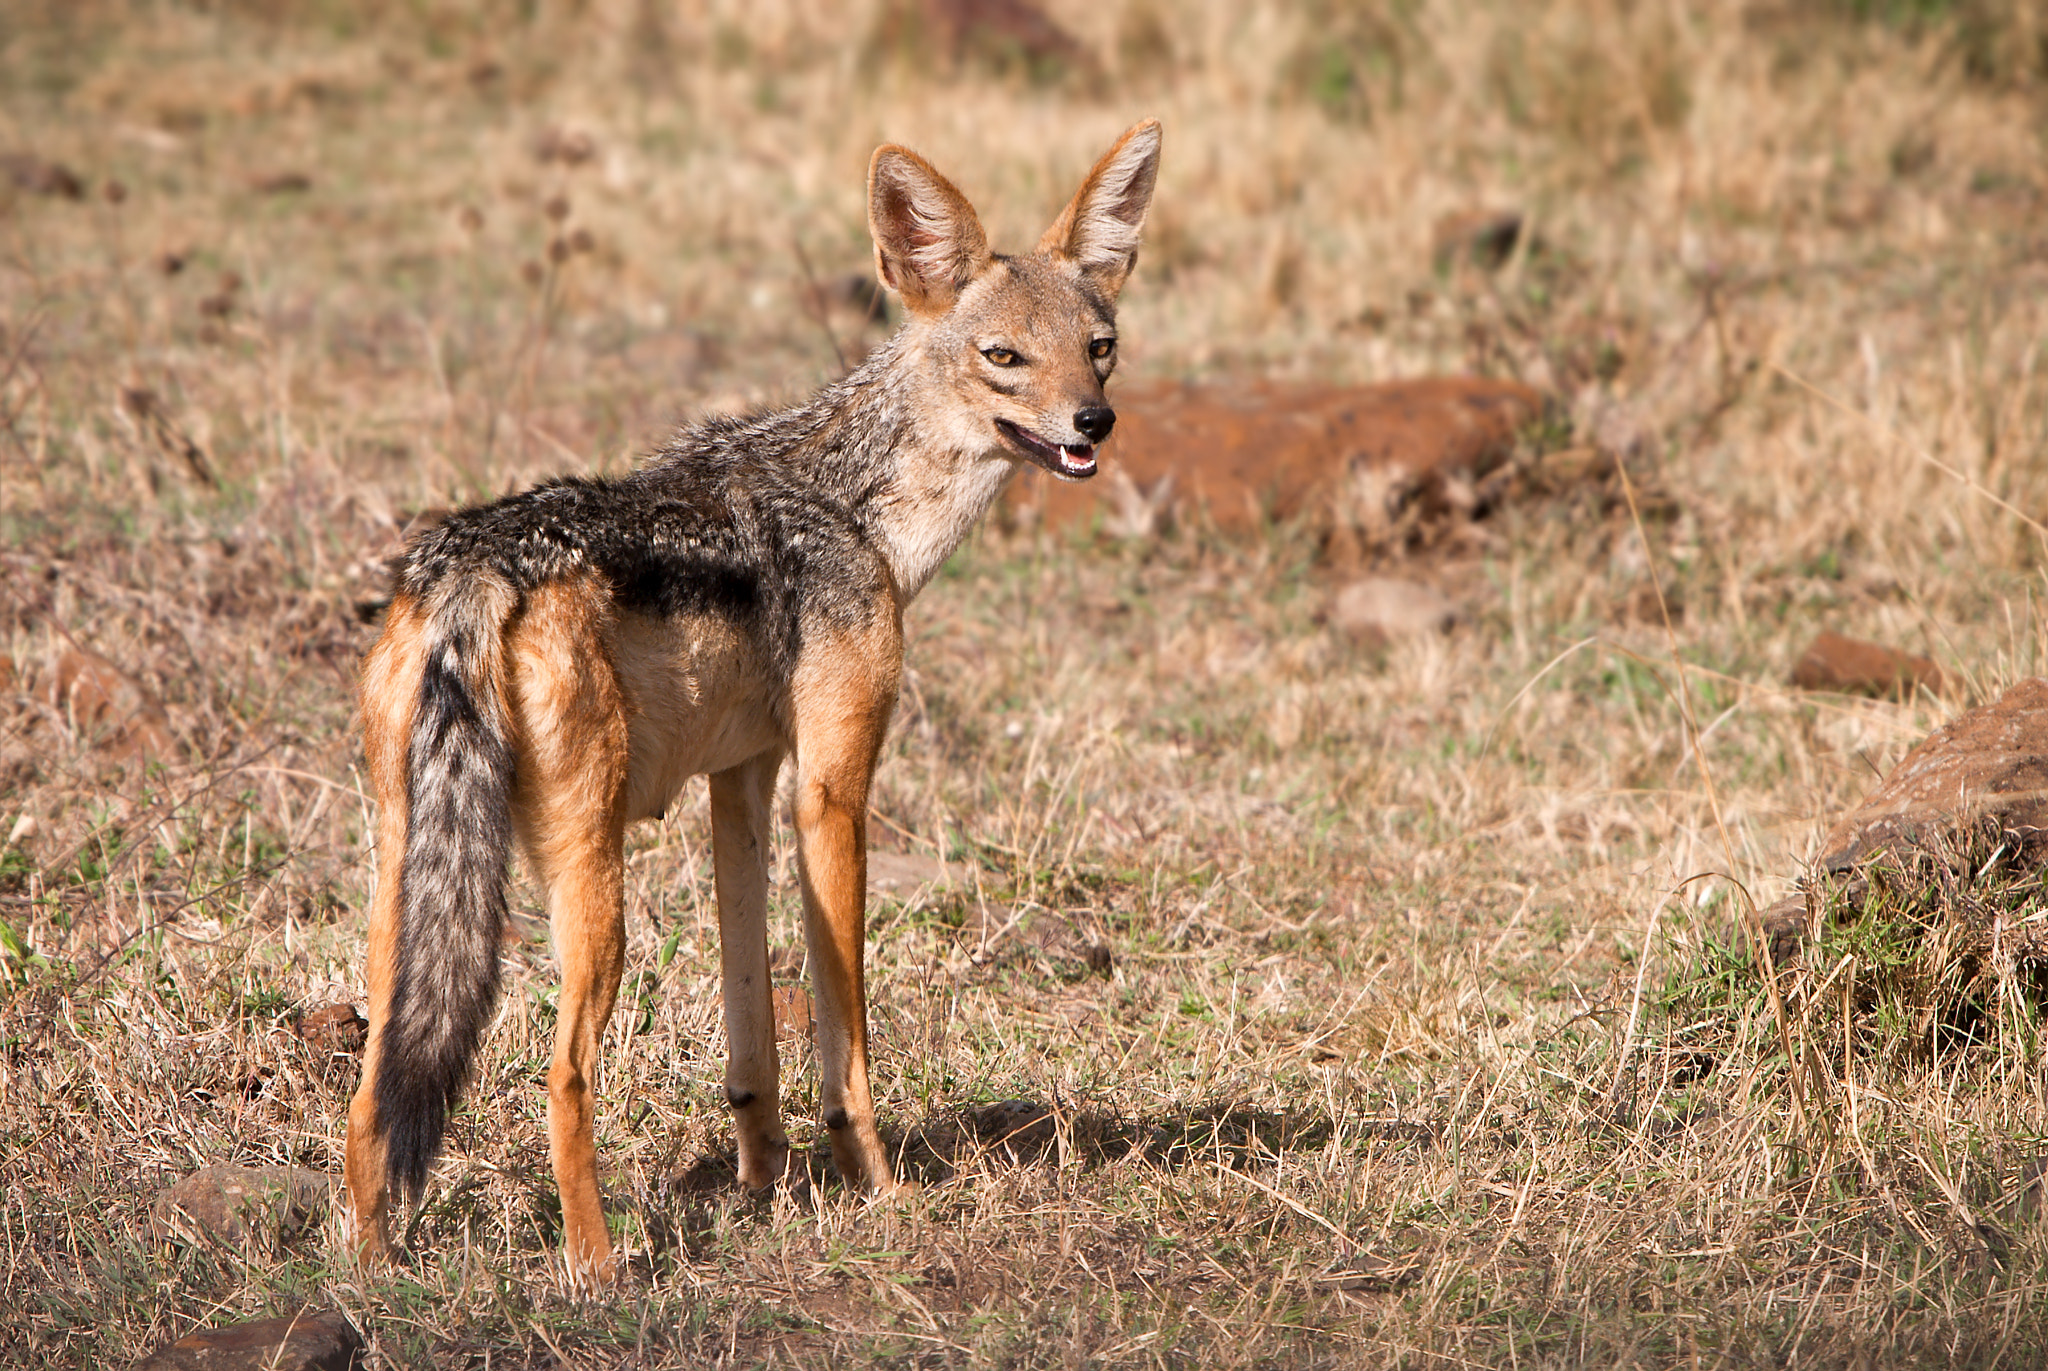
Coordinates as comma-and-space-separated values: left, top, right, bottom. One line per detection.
6, 0, 2044, 504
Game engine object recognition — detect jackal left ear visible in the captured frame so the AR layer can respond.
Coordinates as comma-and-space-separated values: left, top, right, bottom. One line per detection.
1038, 119, 1162, 300
869, 145, 994, 319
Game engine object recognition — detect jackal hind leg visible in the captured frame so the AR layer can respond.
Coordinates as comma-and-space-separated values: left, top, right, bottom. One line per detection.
507, 580, 631, 1284
344, 597, 427, 1261
710, 750, 793, 1189
790, 632, 901, 1195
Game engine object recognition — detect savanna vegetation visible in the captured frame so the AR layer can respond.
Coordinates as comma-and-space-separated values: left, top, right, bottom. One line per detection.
6, 0, 2048, 1364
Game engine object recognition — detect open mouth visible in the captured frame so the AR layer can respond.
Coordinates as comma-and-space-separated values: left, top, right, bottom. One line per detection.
996, 418, 1098, 480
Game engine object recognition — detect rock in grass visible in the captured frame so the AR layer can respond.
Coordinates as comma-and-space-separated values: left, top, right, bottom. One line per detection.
1009, 376, 1547, 549
293, 1003, 367, 1058
149, 1165, 329, 1251
971, 1099, 1057, 1157
1763, 677, 2048, 959
130, 1309, 362, 1371
43, 649, 175, 760
1329, 577, 1456, 646
1818, 677, 2048, 873
1, 152, 84, 199
1791, 631, 1947, 699
1432, 208, 1524, 271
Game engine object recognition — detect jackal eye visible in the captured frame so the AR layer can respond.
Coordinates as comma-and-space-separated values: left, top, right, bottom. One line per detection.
1089, 337, 1116, 361
981, 346, 1023, 367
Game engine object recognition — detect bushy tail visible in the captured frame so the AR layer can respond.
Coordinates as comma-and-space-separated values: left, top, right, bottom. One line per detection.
377, 578, 519, 1202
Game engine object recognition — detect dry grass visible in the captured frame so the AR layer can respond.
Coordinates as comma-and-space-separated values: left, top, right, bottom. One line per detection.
6, 0, 2048, 1365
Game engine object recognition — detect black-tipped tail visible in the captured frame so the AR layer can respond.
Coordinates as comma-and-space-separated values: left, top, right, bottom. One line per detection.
376, 610, 516, 1202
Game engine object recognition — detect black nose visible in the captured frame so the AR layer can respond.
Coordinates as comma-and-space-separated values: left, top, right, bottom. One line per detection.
1073, 406, 1115, 443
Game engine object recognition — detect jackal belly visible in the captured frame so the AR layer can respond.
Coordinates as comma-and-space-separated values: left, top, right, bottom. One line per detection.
614, 609, 785, 822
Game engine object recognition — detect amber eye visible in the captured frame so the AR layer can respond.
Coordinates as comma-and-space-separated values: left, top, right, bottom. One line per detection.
982, 346, 1022, 367
1089, 337, 1116, 361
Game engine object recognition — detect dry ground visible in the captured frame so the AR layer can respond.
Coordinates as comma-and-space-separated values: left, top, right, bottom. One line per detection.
6, 1, 2048, 1365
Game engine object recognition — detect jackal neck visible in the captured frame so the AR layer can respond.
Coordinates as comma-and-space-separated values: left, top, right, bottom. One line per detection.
771, 335, 1017, 604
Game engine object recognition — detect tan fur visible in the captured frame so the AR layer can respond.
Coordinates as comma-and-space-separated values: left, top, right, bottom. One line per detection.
504, 577, 632, 1278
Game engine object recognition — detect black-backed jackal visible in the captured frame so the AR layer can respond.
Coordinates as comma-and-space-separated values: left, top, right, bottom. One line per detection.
344, 120, 1162, 1281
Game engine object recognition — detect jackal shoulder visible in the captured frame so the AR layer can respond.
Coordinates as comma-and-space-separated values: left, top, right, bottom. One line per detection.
399, 417, 898, 656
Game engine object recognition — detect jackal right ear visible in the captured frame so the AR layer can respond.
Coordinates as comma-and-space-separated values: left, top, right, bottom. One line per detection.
868, 145, 993, 319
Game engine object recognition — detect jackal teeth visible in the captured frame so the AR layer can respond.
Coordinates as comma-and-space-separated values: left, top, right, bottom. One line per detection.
996, 418, 1098, 481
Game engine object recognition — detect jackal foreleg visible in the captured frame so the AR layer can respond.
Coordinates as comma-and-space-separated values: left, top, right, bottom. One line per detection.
710, 750, 793, 1189
794, 766, 894, 1191
791, 638, 900, 1194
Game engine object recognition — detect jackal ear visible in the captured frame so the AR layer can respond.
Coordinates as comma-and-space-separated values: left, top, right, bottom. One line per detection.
868, 145, 993, 319
1038, 119, 1162, 300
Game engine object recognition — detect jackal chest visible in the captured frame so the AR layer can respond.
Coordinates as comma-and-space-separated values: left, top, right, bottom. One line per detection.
613, 610, 785, 822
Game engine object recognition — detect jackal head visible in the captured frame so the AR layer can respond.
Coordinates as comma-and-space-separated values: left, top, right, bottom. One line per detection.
869, 119, 1162, 482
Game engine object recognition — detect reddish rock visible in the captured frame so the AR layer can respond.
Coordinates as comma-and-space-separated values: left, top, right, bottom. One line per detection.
130, 1310, 362, 1371
150, 1165, 329, 1250
293, 1003, 367, 1058
43, 649, 175, 759
1817, 677, 2048, 871
1792, 631, 1947, 699
1009, 377, 1545, 546
1763, 677, 2048, 959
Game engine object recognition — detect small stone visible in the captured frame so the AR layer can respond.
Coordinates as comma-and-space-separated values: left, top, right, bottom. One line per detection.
1755, 894, 1811, 968
293, 1003, 367, 1058
971, 1099, 1056, 1155
130, 1309, 363, 1371
1792, 631, 1946, 698
248, 170, 312, 195
1329, 578, 1456, 645
1432, 208, 1524, 271
1, 152, 84, 199
150, 1165, 329, 1250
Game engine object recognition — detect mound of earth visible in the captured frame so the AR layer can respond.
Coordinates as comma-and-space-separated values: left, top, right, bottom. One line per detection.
1764, 677, 2048, 965
1006, 376, 1549, 555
